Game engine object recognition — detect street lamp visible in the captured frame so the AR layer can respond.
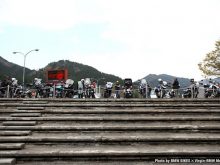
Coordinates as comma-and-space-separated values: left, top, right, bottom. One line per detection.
13, 49, 39, 89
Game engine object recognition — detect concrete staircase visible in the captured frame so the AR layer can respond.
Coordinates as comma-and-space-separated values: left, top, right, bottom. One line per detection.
0, 98, 220, 165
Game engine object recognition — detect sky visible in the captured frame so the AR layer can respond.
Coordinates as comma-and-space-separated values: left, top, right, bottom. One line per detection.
0, 0, 220, 81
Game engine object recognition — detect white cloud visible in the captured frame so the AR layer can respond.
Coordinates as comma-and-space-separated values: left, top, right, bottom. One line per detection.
1, 0, 220, 81
1, 0, 79, 30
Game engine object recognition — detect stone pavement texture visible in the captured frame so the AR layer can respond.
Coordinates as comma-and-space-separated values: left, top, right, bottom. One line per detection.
0, 98, 219, 165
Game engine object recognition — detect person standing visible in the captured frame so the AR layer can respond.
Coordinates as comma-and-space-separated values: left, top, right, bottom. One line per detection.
114, 81, 121, 98
172, 78, 180, 97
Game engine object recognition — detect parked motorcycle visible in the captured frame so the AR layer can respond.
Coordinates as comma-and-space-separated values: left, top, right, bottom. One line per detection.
168, 89, 176, 98
124, 78, 133, 98
182, 88, 192, 98
55, 83, 64, 98
9, 78, 24, 98
182, 86, 199, 98
63, 79, 75, 98
34, 78, 53, 98
0, 80, 6, 98
204, 83, 220, 98
154, 79, 167, 98
104, 82, 113, 98
139, 79, 147, 98
139, 79, 152, 98
84, 78, 95, 98
78, 80, 84, 98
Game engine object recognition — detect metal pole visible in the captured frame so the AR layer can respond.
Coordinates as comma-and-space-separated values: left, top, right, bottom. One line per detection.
145, 83, 148, 98
13, 49, 39, 89
23, 55, 26, 90
53, 83, 56, 98
96, 80, 98, 94
7, 85, 10, 98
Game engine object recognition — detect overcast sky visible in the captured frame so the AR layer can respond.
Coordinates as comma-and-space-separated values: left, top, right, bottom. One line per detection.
0, 0, 220, 81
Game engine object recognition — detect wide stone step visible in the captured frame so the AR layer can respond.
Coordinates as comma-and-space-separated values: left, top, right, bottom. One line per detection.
0, 158, 16, 165
1, 143, 220, 159
17, 107, 45, 110
2, 108, 220, 114
10, 113, 42, 117
0, 98, 219, 164
1, 124, 220, 131
0, 143, 25, 150
41, 108, 220, 114
2, 121, 37, 126
0, 116, 220, 121
32, 103, 220, 108
1, 133, 220, 143
22, 101, 48, 104
39, 98, 219, 103
0, 98, 219, 103
0, 131, 31, 136
1, 103, 219, 108
0, 110, 41, 113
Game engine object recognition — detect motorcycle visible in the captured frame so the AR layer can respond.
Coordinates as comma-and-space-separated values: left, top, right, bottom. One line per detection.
104, 82, 113, 98
139, 79, 147, 98
11, 78, 34, 98
34, 79, 53, 98
204, 83, 220, 98
85, 84, 95, 98
23, 83, 33, 98
139, 79, 152, 98
168, 89, 176, 98
124, 78, 133, 98
182, 88, 192, 98
154, 84, 167, 98
55, 83, 64, 98
10, 78, 24, 98
63, 79, 75, 98
84, 78, 95, 98
0, 80, 8, 98
77, 81, 84, 98
182, 85, 199, 98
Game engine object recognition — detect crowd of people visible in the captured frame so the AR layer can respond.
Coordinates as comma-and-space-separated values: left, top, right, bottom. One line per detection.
0, 75, 219, 99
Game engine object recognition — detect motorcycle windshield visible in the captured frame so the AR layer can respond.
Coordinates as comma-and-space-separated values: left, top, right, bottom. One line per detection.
65, 79, 74, 85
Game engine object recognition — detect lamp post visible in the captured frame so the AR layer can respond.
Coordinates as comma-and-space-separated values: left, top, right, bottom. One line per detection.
13, 49, 39, 89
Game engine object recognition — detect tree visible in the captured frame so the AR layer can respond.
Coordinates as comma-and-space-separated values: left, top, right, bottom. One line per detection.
198, 40, 220, 77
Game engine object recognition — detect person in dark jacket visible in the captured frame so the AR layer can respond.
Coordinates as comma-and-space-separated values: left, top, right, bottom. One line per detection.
114, 81, 121, 98
172, 78, 180, 97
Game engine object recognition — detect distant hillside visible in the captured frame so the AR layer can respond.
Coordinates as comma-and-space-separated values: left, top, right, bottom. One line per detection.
140, 74, 191, 88
36, 60, 123, 84
0, 56, 195, 87
0, 56, 34, 82
0, 57, 122, 85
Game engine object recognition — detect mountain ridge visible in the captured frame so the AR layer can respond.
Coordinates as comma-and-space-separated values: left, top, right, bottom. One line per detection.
0, 56, 193, 87
0, 56, 122, 85
141, 73, 191, 88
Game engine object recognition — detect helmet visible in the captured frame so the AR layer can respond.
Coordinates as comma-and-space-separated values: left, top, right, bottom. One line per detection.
158, 79, 162, 82
11, 78, 16, 81
163, 81, 168, 86
141, 79, 147, 85
81, 79, 84, 82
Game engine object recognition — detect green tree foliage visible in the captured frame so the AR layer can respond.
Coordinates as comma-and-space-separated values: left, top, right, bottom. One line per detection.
198, 40, 220, 77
